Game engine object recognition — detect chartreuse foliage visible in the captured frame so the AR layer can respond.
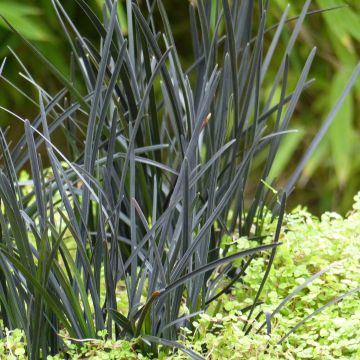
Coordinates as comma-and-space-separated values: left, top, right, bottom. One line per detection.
0, 1, 358, 359
176, 194, 360, 359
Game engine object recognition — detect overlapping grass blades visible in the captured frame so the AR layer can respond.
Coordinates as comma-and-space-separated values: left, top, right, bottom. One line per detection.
0, 1, 358, 359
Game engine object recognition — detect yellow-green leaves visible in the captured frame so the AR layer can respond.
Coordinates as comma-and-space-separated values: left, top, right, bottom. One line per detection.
0, 2, 54, 41
329, 67, 354, 186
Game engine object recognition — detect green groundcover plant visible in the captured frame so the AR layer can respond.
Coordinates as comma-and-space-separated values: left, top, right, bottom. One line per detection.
0, 0, 359, 359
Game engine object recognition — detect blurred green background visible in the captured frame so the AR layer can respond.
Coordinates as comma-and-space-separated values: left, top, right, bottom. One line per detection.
0, 0, 359, 215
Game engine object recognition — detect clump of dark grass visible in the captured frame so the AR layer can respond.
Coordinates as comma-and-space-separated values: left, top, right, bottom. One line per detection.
0, 1, 358, 359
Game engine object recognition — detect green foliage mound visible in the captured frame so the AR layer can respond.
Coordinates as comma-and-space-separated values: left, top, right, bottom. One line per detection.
178, 194, 360, 359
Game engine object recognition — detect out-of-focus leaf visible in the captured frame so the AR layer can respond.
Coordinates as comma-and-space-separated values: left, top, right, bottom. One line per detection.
328, 67, 354, 185
316, 0, 360, 45
0, 3, 54, 41
301, 141, 328, 185
268, 127, 304, 182
95, 0, 127, 33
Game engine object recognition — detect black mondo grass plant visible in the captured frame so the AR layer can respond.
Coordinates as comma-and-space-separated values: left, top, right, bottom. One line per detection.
0, 0, 359, 359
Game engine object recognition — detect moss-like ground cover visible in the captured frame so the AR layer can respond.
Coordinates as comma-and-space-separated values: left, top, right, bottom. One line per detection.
2, 194, 360, 359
